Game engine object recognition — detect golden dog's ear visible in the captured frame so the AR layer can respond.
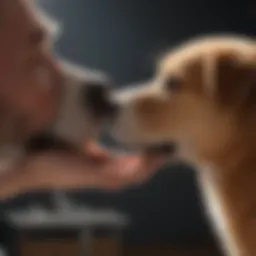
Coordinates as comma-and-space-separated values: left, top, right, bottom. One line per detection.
214, 51, 256, 112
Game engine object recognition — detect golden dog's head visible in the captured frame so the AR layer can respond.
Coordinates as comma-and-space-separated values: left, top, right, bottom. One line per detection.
110, 35, 256, 157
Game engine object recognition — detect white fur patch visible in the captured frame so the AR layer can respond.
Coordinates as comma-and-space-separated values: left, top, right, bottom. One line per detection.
199, 165, 239, 256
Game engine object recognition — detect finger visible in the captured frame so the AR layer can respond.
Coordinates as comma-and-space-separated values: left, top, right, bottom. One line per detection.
84, 141, 112, 162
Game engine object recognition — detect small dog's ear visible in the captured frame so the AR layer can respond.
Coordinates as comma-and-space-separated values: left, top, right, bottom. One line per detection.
215, 51, 256, 112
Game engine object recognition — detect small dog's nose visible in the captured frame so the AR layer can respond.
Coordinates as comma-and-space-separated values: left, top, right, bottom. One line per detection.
83, 82, 118, 119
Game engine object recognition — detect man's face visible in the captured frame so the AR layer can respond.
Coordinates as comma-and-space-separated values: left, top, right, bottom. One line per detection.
0, 0, 62, 145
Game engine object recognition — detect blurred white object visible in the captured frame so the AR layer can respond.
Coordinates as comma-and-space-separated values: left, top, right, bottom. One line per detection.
8, 191, 129, 229
0, 247, 7, 256
8, 206, 128, 229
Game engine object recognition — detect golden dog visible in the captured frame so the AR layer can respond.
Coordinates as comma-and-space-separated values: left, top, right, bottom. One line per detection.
110, 35, 256, 256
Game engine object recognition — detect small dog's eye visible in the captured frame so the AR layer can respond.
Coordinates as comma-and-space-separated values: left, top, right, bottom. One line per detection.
165, 77, 182, 92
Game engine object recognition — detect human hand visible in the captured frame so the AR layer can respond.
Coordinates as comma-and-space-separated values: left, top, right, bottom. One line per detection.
0, 142, 168, 199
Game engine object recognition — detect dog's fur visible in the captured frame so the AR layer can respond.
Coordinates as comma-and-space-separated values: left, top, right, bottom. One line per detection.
111, 35, 256, 255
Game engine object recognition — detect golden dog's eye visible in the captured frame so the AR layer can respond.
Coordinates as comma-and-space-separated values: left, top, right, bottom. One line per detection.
165, 77, 182, 92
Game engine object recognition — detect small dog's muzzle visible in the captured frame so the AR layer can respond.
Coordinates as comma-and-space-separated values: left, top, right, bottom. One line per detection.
83, 82, 118, 120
